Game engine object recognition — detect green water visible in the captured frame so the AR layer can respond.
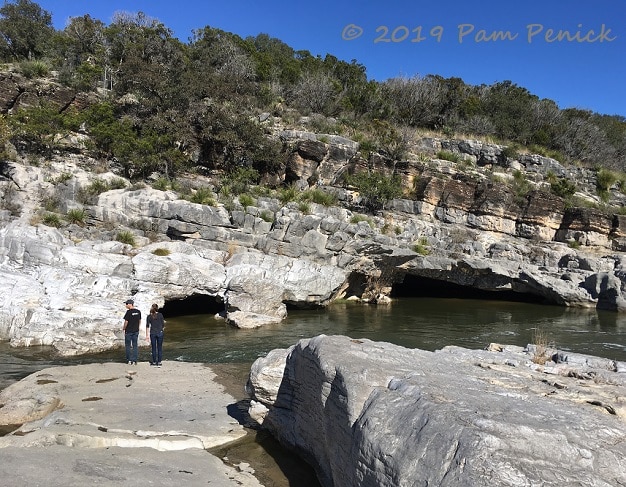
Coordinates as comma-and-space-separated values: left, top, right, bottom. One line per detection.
2, 298, 625, 391
161, 298, 626, 364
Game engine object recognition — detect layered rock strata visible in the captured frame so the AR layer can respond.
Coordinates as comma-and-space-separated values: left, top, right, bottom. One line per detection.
3, 128, 626, 355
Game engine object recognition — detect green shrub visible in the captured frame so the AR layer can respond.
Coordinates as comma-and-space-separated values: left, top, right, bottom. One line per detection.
251, 185, 272, 197
51, 172, 73, 185
42, 212, 62, 228
42, 195, 60, 212
189, 186, 215, 205
116, 231, 136, 246
490, 174, 506, 184
597, 168, 618, 192
598, 190, 611, 203
302, 188, 338, 206
221, 167, 259, 196
617, 173, 626, 194
66, 208, 87, 225
344, 171, 402, 211
564, 195, 599, 210
222, 199, 235, 213
109, 177, 128, 190
457, 158, 475, 171
350, 214, 373, 227
260, 210, 274, 222
129, 182, 147, 191
359, 139, 377, 157
77, 178, 111, 204
278, 185, 300, 204
88, 178, 110, 195
501, 144, 521, 161
298, 201, 311, 214
436, 150, 461, 163
528, 145, 565, 163
511, 170, 531, 198
152, 178, 169, 191
412, 237, 430, 255
152, 248, 171, 256
238, 193, 255, 208
19, 60, 49, 79
550, 178, 577, 199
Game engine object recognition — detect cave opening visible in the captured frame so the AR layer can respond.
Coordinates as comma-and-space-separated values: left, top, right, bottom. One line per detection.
391, 274, 549, 304
161, 294, 224, 317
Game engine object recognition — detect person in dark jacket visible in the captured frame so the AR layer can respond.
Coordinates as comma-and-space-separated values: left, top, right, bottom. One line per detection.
123, 299, 141, 365
146, 303, 165, 367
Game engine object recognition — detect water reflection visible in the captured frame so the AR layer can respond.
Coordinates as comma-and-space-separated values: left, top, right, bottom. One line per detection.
1, 298, 625, 390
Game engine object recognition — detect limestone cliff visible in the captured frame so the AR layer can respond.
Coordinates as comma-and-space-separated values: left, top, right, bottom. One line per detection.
2, 73, 626, 355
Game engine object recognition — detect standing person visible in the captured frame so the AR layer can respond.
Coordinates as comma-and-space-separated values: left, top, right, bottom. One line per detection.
146, 303, 165, 367
123, 299, 141, 365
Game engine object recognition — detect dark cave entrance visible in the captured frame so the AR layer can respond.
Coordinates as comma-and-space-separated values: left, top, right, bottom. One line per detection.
391, 274, 549, 304
161, 294, 224, 317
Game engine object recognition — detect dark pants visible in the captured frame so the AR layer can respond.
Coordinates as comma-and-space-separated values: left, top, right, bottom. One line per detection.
125, 332, 139, 363
150, 332, 164, 364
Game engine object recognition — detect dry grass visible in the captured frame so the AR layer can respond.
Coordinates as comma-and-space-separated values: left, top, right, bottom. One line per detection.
531, 327, 553, 365
221, 241, 239, 264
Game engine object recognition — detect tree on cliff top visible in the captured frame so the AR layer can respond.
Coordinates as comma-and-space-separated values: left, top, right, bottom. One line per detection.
0, 0, 53, 60
0, 0, 624, 176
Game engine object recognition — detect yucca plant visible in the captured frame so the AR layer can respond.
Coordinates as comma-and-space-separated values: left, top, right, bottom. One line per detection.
42, 212, 62, 228
238, 193, 255, 208
66, 208, 87, 225
116, 230, 136, 246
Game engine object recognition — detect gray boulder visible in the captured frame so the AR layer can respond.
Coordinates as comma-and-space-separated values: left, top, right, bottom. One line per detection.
247, 335, 626, 487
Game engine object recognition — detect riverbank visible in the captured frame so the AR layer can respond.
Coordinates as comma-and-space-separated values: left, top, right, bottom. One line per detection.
0, 361, 263, 487
0, 359, 320, 487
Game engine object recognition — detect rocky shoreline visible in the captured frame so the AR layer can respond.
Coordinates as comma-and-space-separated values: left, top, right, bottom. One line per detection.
2, 337, 625, 486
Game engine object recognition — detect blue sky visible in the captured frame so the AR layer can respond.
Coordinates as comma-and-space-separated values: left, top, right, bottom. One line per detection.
37, 0, 625, 117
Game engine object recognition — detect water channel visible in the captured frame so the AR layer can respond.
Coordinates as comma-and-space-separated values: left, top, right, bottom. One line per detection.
1, 297, 625, 485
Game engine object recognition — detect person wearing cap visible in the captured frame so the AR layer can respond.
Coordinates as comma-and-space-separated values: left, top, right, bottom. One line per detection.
122, 299, 141, 365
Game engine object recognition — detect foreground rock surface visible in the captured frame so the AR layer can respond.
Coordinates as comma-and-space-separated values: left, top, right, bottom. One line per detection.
0, 361, 262, 487
247, 335, 626, 487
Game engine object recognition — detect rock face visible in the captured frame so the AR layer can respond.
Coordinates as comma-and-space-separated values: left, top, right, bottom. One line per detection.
3, 126, 626, 355
0, 361, 262, 487
247, 335, 626, 487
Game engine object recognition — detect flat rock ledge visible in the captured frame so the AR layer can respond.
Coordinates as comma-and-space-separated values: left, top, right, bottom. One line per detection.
0, 361, 263, 487
247, 335, 626, 487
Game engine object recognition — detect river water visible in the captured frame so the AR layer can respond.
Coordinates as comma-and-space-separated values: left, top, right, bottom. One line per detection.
1, 297, 625, 485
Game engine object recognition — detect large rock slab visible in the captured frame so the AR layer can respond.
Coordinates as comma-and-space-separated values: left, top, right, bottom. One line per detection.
0, 445, 260, 487
0, 361, 262, 486
247, 335, 626, 487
